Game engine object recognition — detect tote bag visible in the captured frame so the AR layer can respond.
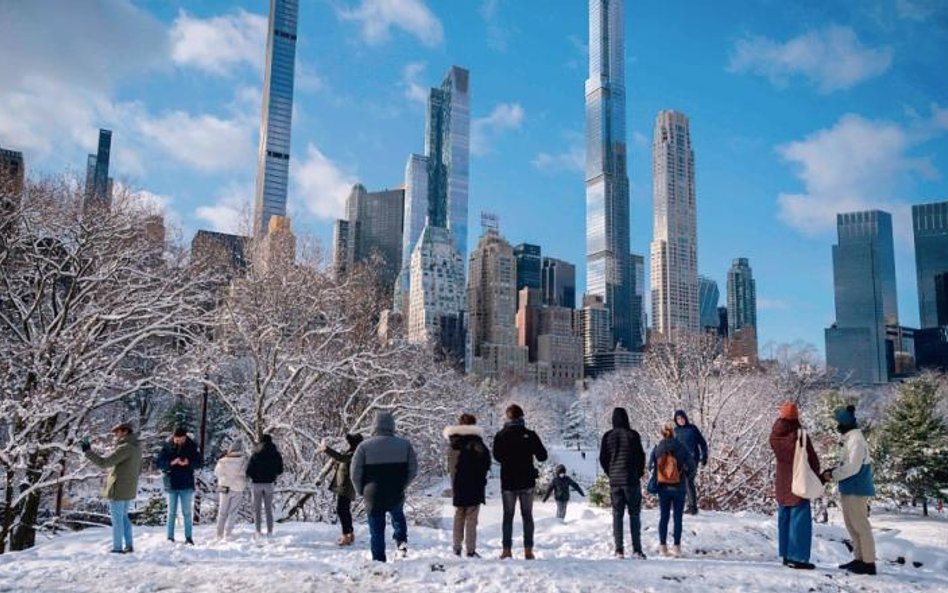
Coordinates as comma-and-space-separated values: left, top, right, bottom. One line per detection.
791, 429, 824, 500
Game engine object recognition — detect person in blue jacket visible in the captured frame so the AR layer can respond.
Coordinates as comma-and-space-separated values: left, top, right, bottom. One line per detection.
673, 410, 708, 514
156, 427, 203, 544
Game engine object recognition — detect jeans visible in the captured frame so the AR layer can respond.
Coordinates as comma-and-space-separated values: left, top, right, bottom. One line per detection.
216, 491, 243, 538
367, 506, 407, 562
501, 489, 535, 549
777, 499, 812, 563
658, 488, 685, 545
555, 500, 568, 520
251, 483, 275, 534
611, 483, 643, 554
684, 473, 698, 513
337, 495, 353, 535
109, 500, 134, 552
452, 505, 480, 554
166, 489, 194, 540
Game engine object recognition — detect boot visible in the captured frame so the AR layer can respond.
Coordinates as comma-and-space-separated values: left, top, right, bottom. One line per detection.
524, 547, 535, 560
337, 533, 353, 546
499, 548, 512, 560
838, 559, 860, 570
658, 544, 669, 557
670, 545, 682, 558
849, 561, 877, 576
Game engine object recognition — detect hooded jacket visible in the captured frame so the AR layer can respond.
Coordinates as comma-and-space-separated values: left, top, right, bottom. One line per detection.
324, 446, 357, 500
156, 436, 203, 491
673, 410, 709, 466
350, 412, 419, 513
832, 428, 875, 496
246, 436, 284, 484
443, 424, 492, 507
492, 418, 549, 491
85, 432, 143, 501
543, 466, 585, 502
769, 418, 821, 507
215, 453, 249, 493
599, 408, 646, 486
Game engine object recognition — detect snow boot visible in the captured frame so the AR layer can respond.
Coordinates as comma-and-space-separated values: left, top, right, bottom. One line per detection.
838, 559, 860, 570
500, 548, 513, 560
615, 550, 625, 559
337, 533, 354, 546
659, 545, 669, 557
524, 548, 535, 560
848, 561, 877, 576
670, 545, 682, 558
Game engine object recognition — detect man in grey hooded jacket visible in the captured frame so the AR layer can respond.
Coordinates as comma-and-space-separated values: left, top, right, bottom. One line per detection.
350, 411, 418, 562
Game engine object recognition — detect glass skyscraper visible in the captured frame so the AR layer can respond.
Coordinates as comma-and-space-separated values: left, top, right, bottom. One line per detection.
585, 0, 633, 350
514, 243, 542, 292
727, 258, 757, 334
630, 252, 646, 349
913, 201, 948, 328
541, 257, 577, 310
825, 210, 898, 384
253, 0, 298, 238
84, 128, 112, 209
698, 276, 720, 330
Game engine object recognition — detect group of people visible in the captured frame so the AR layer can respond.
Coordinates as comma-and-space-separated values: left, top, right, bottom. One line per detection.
81, 401, 878, 576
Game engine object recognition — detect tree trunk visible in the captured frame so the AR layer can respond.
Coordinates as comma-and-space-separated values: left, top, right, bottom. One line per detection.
10, 489, 41, 551
923, 497, 929, 517
0, 469, 14, 554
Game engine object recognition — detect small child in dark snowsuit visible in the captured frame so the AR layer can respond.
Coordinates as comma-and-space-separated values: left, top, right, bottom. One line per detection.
543, 465, 585, 520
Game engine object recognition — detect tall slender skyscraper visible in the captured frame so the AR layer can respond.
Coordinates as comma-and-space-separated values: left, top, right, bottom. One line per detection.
913, 201, 948, 329
84, 129, 112, 210
630, 252, 646, 349
650, 110, 699, 338
727, 258, 757, 334
253, 0, 299, 238
698, 276, 720, 330
585, 0, 632, 350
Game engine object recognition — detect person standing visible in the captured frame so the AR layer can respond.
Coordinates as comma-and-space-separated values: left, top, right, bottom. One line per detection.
214, 439, 248, 540
156, 427, 203, 544
492, 404, 548, 560
673, 410, 708, 514
822, 406, 877, 576
318, 433, 363, 546
599, 407, 646, 559
81, 423, 142, 554
769, 402, 821, 570
543, 465, 585, 521
649, 422, 696, 557
350, 411, 418, 562
246, 434, 284, 538
444, 414, 492, 558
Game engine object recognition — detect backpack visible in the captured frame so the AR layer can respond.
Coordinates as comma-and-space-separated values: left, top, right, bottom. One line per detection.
657, 450, 681, 485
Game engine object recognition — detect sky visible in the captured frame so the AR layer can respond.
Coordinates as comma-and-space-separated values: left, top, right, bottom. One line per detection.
1, 0, 947, 357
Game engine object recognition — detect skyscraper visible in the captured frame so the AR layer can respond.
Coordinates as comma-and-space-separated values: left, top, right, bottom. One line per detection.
253, 0, 298, 238
727, 258, 757, 334
514, 243, 542, 301
913, 201, 948, 329
395, 153, 430, 311
84, 128, 112, 209
0, 145, 24, 211
332, 184, 405, 288
630, 253, 646, 349
541, 257, 576, 309
825, 210, 898, 384
698, 276, 720, 331
650, 110, 699, 339
585, 0, 633, 350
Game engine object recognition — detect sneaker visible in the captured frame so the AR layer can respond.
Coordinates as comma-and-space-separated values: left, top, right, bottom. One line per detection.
630, 551, 647, 560
786, 560, 815, 570
658, 545, 669, 557
615, 550, 625, 559
110, 549, 126, 554
453, 548, 462, 557
670, 545, 682, 558
499, 548, 512, 560
123, 547, 134, 554
397, 541, 408, 559
185, 537, 194, 546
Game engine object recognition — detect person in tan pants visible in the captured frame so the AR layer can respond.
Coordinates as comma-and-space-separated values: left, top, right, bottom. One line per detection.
444, 414, 492, 557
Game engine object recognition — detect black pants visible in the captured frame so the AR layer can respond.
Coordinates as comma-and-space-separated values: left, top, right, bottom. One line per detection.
611, 483, 642, 554
501, 489, 534, 549
337, 495, 353, 535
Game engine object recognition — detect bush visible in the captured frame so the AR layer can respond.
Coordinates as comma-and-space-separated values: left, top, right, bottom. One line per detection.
588, 474, 611, 508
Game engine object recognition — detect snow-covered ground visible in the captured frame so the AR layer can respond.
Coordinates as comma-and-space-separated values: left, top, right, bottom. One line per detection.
3, 469, 947, 592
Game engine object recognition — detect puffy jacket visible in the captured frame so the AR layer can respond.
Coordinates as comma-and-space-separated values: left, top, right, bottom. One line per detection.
648, 437, 696, 492
325, 446, 356, 501
832, 428, 875, 496
543, 468, 585, 502
156, 437, 203, 491
492, 419, 549, 491
214, 454, 248, 493
246, 439, 284, 484
85, 432, 143, 501
350, 412, 418, 514
599, 408, 646, 486
769, 418, 820, 506
444, 424, 492, 507
673, 410, 709, 465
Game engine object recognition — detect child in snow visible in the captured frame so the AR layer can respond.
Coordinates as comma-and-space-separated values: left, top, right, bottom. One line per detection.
214, 439, 248, 540
543, 465, 585, 520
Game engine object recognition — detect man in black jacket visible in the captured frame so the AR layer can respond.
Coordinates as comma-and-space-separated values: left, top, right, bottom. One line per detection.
246, 434, 284, 537
673, 410, 708, 515
492, 404, 548, 560
600, 407, 646, 559
156, 427, 203, 544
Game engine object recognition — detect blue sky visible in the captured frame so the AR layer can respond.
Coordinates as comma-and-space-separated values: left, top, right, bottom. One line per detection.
2, 0, 947, 356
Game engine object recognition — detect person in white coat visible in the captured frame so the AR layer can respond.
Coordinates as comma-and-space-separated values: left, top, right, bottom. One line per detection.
215, 439, 249, 539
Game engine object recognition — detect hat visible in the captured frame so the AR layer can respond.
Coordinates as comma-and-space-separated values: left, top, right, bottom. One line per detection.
778, 401, 799, 420
834, 405, 857, 428
110, 422, 133, 433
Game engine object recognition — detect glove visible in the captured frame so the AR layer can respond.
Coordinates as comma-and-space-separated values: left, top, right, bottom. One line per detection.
80, 437, 91, 452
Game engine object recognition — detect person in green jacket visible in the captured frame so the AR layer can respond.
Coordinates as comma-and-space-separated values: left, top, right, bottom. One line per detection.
318, 433, 363, 546
81, 422, 143, 554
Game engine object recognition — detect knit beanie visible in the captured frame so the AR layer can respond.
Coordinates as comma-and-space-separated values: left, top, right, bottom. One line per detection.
778, 401, 799, 420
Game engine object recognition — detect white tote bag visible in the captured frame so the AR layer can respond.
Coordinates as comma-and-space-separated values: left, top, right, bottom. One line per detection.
791, 429, 824, 500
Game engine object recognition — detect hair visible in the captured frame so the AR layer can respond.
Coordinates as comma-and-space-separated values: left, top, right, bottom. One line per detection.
172, 427, 188, 438
660, 422, 675, 439
345, 433, 363, 449
459, 413, 477, 425
505, 404, 524, 420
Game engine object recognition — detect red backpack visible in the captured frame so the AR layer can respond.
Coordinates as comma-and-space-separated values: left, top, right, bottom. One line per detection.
657, 450, 681, 485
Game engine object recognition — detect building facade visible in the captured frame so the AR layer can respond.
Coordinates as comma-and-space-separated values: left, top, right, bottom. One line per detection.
252, 0, 298, 238
630, 252, 646, 350
332, 184, 405, 288
913, 201, 948, 329
727, 258, 758, 362
395, 153, 430, 311
0, 146, 24, 212
84, 128, 112, 210
650, 110, 699, 339
698, 276, 720, 331
514, 243, 542, 293
585, 0, 633, 351
541, 257, 576, 309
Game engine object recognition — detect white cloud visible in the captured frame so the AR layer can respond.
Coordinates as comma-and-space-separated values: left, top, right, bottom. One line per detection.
338, 0, 443, 47
776, 110, 945, 239
895, 0, 945, 21
633, 131, 649, 149
195, 182, 253, 235
532, 148, 584, 175
471, 103, 525, 156
291, 144, 356, 221
728, 26, 892, 93
757, 298, 790, 311
401, 61, 429, 105
137, 110, 256, 173
170, 9, 267, 75
480, 0, 509, 52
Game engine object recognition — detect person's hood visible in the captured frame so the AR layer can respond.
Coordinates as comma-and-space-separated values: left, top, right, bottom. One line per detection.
612, 407, 631, 430
373, 411, 396, 436
771, 417, 801, 437
443, 425, 485, 440
555, 464, 566, 475
674, 410, 690, 425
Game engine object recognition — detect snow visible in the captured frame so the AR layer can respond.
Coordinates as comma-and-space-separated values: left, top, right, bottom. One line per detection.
2, 481, 947, 593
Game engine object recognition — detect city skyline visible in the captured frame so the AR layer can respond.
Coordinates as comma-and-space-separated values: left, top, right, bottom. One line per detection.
2, 1, 947, 355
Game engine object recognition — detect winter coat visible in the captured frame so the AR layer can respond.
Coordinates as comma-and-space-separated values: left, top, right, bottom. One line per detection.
84, 432, 143, 501
492, 419, 549, 491
673, 410, 709, 466
832, 428, 875, 497
544, 471, 585, 502
599, 408, 646, 486
350, 412, 419, 514
246, 440, 285, 484
156, 437, 203, 491
214, 454, 248, 493
444, 425, 492, 507
325, 446, 356, 501
769, 418, 821, 507
648, 436, 696, 492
